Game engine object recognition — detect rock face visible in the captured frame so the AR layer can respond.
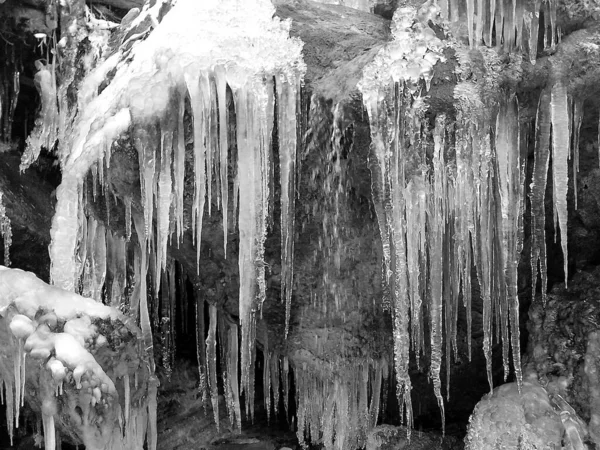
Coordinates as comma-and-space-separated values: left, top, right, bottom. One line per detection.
523, 268, 600, 448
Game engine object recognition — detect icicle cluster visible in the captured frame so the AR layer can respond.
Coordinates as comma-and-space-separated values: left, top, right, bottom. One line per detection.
357, 4, 555, 433
294, 358, 388, 450
531, 74, 583, 301
440, 0, 558, 63
360, 0, 583, 435
0, 266, 151, 450
44, 0, 305, 436
0, 192, 11, 266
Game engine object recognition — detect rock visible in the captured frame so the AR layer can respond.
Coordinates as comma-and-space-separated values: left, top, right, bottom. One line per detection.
465, 379, 563, 450
523, 267, 600, 447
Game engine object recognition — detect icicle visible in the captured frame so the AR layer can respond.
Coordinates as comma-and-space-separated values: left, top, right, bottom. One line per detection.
514, 0, 524, 51
270, 354, 280, 417
264, 349, 271, 423
467, 0, 475, 47
475, 0, 483, 46
214, 66, 229, 254
228, 323, 242, 431
429, 114, 446, 433
231, 80, 272, 421
206, 304, 219, 430
550, 80, 569, 287
572, 99, 583, 210
283, 356, 290, 417
134, 126, 157, 247
147, 376, 158, 450
5, 377, 13, 445
13, 340, 21, 427
124, 372, 130, 426
0, 192, 12, 266
49, 175, 81, 292
168, 262, 177, 370
195, 293, 208, 406
184, 72, 208, 270
495, 95, 523, 389
92, 222, 107, 301
369, 359, 383, 428
495, 0, 504, 49
174, 88, 186, 244
179, 264, 188, 334
42, 411, 55, 450
132, 212, 155, 372
160, 274, 172, 378
531, 89, 551, 302
208, 75, 220, 217
156, 114, 174, 291
277, 76, 298, 338
528, 0, 540, 63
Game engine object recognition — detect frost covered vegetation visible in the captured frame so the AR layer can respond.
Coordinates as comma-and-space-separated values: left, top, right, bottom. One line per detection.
0, 0, 599, 448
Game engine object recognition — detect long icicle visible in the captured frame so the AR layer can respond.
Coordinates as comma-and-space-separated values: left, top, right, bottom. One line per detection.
531, 89, 551, 302
430, 114, 446, 432
206, 304, 219, 429
550, 79, 570, 288
277, 76, 298, 339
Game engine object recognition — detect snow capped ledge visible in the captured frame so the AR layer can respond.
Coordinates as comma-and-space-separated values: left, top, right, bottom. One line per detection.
0, 266, 153, 450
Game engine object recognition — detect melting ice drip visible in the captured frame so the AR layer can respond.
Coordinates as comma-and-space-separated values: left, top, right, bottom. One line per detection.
40, 0, 304, 439
359, 1, 579, 435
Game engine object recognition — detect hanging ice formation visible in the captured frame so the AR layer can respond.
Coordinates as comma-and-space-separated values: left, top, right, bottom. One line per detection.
359, 0, 578, 435
22, 0, 305, 439
438, 0, 558, 63
294, 358, 389, 450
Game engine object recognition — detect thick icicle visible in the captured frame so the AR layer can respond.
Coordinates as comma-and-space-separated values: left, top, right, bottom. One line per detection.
531, 89, 551, 302
495, 95, 523, 389
270, 354, 280, 417
156, 115, 175, 289
174, 89, 186, 244
572, 99, 583, 210
49, 175, 81, 292
207, 304, 219, 429
132, 213, 155, 372
228, 323, 242, 430
214, 66, 229, 254
550, 80, 570, 287
264, 349, 272, 423
42, 410, 55, 450
134, 126, 158, 247
185, 72, 208, 269
195, 293, 208, 406
430, 114, 446, 432
231, 80, 272, 420
277, 76, 298, 339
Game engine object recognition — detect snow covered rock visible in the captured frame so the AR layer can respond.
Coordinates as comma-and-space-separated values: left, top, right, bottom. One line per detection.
0, 266, 155, 450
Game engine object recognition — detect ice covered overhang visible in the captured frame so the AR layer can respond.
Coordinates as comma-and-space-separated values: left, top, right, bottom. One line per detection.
0, 266, 153, 450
